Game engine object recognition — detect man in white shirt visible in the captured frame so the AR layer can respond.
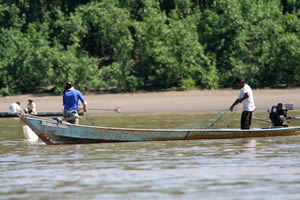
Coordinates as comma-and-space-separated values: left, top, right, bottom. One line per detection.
9, 102, 22, 114
230, 78, 255, 129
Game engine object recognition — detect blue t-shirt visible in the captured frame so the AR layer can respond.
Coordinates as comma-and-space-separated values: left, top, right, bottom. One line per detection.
63, 89, 86, 110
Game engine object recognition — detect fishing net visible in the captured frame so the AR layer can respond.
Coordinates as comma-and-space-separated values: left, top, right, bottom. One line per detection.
177, 109, 236, 129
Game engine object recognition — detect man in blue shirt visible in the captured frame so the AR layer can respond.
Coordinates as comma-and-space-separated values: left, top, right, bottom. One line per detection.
63, 81, 87, 124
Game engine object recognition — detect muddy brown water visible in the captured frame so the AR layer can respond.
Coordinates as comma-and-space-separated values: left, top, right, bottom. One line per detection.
1, 111, 300, 200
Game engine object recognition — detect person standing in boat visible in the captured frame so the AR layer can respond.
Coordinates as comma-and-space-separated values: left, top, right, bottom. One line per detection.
230, 77, 255, 129
63, 81, 87, 124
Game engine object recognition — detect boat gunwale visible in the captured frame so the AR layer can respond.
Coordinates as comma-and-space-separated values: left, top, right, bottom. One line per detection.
20, 114, 300, 133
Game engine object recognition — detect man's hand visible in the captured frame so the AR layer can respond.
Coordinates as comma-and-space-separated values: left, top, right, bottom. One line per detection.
83, 104, 87, 112
230, 99, 241, 112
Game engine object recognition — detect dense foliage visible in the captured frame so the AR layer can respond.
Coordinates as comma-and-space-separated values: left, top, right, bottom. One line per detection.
0, 0, 299, 95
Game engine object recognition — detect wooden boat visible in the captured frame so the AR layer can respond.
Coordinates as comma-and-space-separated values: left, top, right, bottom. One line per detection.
18, 114, 300, 145
0, 111, 83, 118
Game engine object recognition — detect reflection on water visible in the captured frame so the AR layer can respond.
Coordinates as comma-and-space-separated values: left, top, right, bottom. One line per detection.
1, 111, 300, 200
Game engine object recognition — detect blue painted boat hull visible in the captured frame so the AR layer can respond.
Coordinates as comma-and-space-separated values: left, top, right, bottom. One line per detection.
19, 114, 300, 145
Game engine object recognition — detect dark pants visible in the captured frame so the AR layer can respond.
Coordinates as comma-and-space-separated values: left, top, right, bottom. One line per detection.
241, 111, 252, 129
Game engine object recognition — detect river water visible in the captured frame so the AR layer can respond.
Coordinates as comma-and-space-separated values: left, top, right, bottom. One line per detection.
1, 112, 300, 200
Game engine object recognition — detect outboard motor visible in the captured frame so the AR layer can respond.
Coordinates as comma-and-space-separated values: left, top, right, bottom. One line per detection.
268, 103, 293, 127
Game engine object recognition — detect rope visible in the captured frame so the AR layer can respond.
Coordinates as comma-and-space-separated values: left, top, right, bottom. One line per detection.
177, 109, 230, 129
207, 109, 229, 128
81, 113, 98, 126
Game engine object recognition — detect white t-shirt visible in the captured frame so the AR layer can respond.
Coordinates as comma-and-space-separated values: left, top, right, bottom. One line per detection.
9, 103, 22, 114
238, 84, 255, 111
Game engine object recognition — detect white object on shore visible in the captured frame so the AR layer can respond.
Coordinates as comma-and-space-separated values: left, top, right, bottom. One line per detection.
23, 125, 38, 141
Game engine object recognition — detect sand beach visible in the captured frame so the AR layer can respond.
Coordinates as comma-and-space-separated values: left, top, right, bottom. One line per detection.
0, 88, 299, 114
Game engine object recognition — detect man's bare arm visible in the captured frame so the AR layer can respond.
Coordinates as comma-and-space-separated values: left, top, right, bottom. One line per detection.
230, 92, 249, 111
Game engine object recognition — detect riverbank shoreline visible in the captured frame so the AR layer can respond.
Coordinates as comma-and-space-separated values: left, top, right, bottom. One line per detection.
0, 88, 299, 114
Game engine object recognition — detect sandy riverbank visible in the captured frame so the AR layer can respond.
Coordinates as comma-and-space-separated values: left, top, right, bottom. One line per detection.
0, 89, 299, 114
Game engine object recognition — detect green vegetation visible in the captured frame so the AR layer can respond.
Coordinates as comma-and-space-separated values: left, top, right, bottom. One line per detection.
0, 0, 299, 95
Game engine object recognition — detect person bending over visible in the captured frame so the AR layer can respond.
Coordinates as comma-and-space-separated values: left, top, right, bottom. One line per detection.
9, 102, 22, 114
